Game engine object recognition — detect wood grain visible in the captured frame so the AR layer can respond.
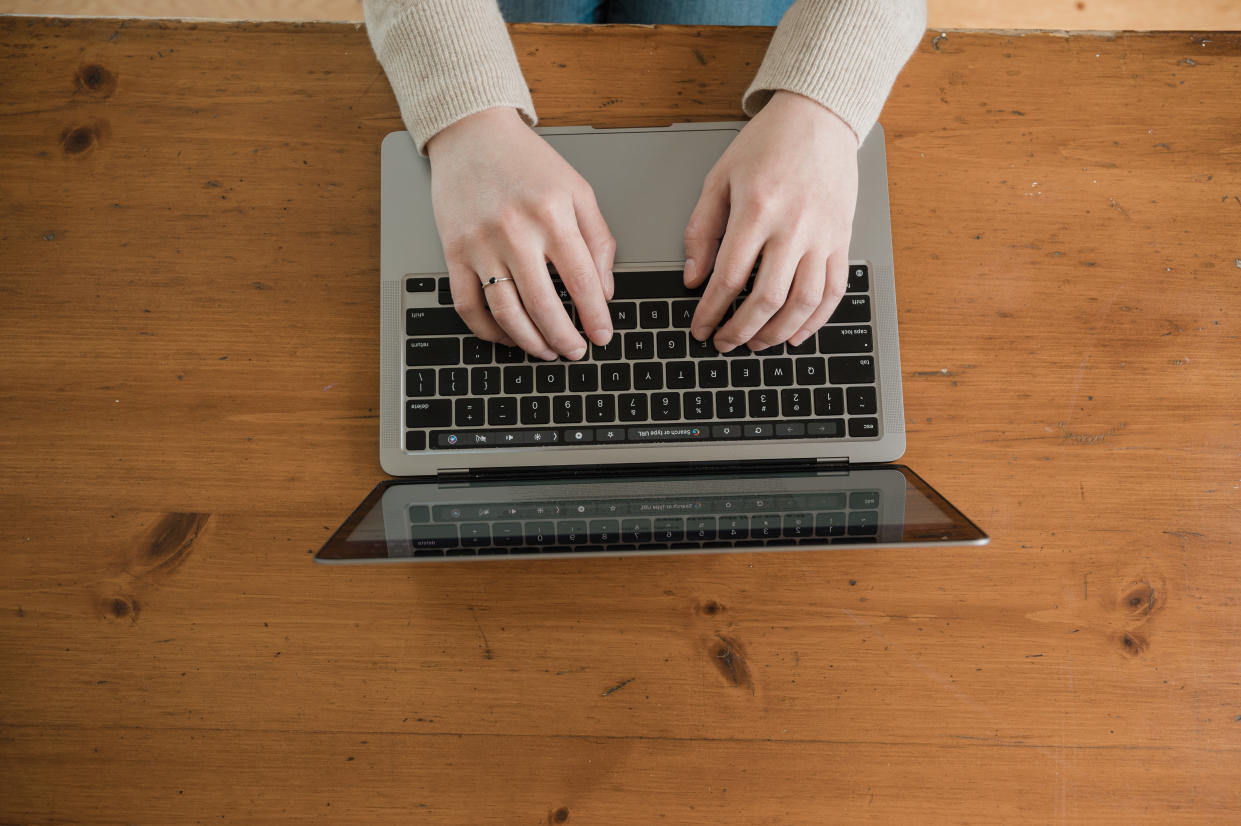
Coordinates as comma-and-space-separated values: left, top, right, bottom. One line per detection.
1, 18, 1239, 824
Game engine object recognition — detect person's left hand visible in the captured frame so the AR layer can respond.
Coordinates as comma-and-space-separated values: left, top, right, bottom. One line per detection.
683, 90, 860, 352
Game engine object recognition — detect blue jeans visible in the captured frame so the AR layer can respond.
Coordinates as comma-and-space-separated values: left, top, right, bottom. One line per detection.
497, 0, 796, 26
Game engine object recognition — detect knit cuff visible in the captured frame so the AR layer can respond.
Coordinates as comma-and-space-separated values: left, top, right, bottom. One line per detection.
743, 0, 926, 139
365, 0, 537, 155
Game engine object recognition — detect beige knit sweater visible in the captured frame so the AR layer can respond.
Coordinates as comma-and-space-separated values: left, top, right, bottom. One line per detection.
364, 0, 926, 154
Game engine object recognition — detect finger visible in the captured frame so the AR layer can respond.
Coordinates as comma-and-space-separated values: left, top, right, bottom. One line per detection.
547, 227, 613, 349
682, 175, 728, 289
788, 252, 848, 348
573, 188, 616, 301
475, 263, 557, 360
508, 251, 587, 360
447, 259, 511, 345
745, 249, 828, 350
688, 221, 763, 345
714, 241, 799, 352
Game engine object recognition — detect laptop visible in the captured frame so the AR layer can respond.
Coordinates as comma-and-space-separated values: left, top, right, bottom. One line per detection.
316, 122, 987, 563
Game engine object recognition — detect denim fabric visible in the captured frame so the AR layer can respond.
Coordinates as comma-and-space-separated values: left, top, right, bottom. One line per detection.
497, 0, 796, 26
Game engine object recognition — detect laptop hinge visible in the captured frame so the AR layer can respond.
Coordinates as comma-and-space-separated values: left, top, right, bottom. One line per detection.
436, 457, 848, 486
436, 468, 473, 486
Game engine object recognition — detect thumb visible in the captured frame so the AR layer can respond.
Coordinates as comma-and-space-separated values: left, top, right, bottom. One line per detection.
683, 177, 728, 288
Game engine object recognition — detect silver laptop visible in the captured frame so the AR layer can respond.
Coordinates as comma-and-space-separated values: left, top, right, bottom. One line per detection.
316, 123, 987, 563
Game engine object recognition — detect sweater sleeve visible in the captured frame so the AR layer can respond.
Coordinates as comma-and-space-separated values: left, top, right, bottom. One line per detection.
743, 0, 926, 139
363, 0, 536, 155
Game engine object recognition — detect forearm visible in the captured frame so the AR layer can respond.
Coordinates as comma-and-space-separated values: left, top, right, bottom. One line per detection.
363, 0, 536, 155
743, 0, 927, 139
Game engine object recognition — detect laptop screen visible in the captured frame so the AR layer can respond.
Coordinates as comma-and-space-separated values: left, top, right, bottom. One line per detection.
316, 465, 986, 563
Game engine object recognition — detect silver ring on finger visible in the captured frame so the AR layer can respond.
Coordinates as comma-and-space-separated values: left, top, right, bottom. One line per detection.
481, 275, 514, 290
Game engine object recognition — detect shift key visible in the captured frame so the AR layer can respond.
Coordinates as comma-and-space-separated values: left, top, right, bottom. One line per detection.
406, 337, 459, 366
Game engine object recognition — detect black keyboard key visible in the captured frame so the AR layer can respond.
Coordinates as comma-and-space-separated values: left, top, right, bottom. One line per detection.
406, 277, 435, 292
815, 511, 846, 537
405, 430, 427, 451
847, 386, 878, 415
684, 391, 713, 420
783, 513, 812, 538
698, 360, 728, 388
455, 397, 485, 427
610, 302, 638, 330
618, 393, 647, 422
586, 394, 616, 423
553, 395, 583, 424
730, 359, 762, 387
411, 525, 458, 549
591, 336, 623, 361
624, 331, 655, 360
716, 390, 746, 418
589, 519, 621, 544
439, 367, 468, 396
657, 330, 687, 359
494, 343, 524, 363
521, 396, 550, 425
488, 396, 517, 426
471, 366, 500, 395
814, 387, 843, 416
665, 361, 696, 389
851, 491, 881, 509
847, 264, 869, 292
405, 337, 459, 366
829, 356, 876, 385
536, 364, 566, 394
827, 295, 871, 324
462, 337, 493, 364
787, 336, 816, 355
406, 307, 470, 336
601, 363, 631, 391
781, 388, 812, 417
688, 337, 720, 359
558, 520, 589, 545
406, 368, 435, 397
639, 301, 669, 329
460, 524, 491, 547
762, 358, 795, 386
848, 417, 879, 438
719, 515, 748, 540
406, 399, 451, 428
493, 522, 523, 546
751, 514, 781, 539
795, 357, 827, 385
503, 365, 534, 394
651, 392, 681, 421
622, 518, 653, 543
633, 362, 663, 390
820, 325, 873, 354
568, 363, 598, 392
748, 389, 779, 418
671, 300, 696, 328
686, 517, 716, 541
848, 510, 879, 536
654, 517, 684, 542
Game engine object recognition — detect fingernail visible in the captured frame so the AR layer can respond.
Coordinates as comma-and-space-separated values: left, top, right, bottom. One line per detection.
587, 328, 613, 346
788, 330, 809, 348
499, 337, 516, 348
540, 349, 559, 361
567, 344, 587, 361
715, 338, 735, 353
691, 326, 710, 342
683, 258, 695, 284
747, 339, 769, 352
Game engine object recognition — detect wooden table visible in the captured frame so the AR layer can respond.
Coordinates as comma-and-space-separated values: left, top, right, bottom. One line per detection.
2, 17, 1239, 824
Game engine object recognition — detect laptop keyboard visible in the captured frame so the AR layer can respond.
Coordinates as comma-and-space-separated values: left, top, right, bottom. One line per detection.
404, 488, 882, 557
403, 266, 879, 452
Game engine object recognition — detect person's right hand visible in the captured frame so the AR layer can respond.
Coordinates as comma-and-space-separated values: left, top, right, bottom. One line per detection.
426, 107, 615, 361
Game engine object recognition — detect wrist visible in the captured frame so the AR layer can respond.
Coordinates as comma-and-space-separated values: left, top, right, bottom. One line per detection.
767, 90, 859, 147
427, 107, 524, 159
